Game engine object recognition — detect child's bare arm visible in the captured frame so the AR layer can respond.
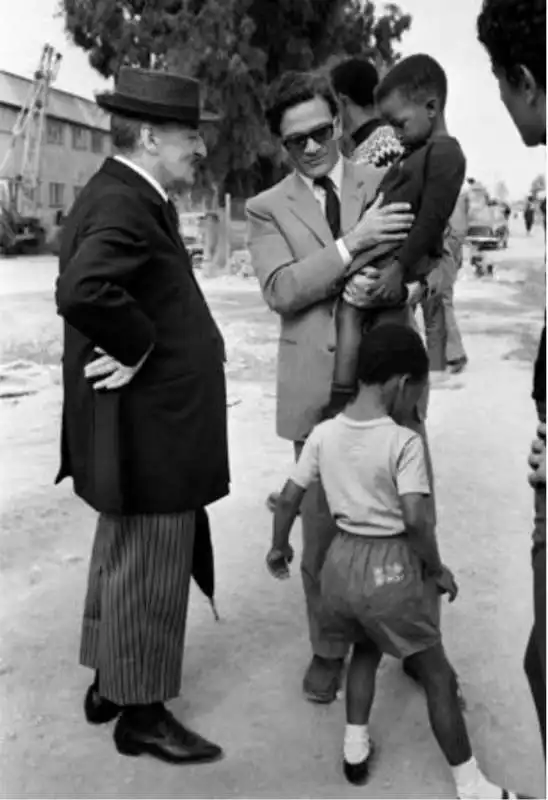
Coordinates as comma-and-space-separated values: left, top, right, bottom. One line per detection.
267, 480, 306, 579
400, 492, 443, 575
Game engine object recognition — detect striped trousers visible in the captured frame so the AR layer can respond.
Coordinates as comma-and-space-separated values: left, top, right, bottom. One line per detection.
80, 512, 195, 706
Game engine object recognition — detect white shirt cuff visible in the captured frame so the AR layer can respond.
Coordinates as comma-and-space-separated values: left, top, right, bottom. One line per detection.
335, 238, 351, 267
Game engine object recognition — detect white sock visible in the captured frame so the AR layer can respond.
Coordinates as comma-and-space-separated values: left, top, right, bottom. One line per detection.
343, 724, 370, 765
453, 756, 513, 799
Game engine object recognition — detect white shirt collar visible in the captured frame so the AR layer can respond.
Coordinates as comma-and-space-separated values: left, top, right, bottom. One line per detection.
300, 156, 344, 196
113, 154, 169, 203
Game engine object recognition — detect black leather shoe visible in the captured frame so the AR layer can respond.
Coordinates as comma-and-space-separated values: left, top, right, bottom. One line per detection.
343, 744, 375, 785
114, 705, 223, 764
84, 680, 121, 725
303, 656, 344, 704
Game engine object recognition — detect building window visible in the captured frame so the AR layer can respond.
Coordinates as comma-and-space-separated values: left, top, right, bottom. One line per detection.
72, 125, 88, 150
47, 119, 64, 145
91, 130, 104, 154
49, 182, 64, 208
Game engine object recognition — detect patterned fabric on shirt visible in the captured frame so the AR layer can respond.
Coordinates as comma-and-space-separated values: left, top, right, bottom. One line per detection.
352, 124, 404, 169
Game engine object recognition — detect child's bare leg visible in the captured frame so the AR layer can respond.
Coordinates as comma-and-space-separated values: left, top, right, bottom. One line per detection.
333, 300, 366, 390
343, 638, 382, 785
346, 639, 382, 725
405, 643, 515, 798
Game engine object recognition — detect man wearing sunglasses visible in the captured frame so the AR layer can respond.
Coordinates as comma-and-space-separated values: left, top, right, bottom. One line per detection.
247, 70, 414, 704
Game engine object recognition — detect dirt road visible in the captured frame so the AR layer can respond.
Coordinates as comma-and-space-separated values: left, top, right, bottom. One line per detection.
0, 226, 545, 798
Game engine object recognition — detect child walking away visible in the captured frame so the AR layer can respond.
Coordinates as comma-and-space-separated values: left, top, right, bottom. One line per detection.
267, 325, 517, 799
326, 55, 466, 417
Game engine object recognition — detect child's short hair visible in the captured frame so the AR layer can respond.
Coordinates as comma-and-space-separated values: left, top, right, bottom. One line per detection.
357, 324, 429, 386
375, 54, 448, 110
330, 58, 380, 109
265, 71, 339, 137
477, 0, 545, 90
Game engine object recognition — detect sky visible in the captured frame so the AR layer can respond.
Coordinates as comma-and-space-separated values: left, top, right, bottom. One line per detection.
0, 0, 545, 199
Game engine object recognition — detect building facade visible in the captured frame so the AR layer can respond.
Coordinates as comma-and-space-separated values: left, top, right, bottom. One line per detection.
0, 69, 111, 233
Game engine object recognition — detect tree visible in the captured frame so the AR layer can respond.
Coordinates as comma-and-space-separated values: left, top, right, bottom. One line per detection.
61, 0, 412, 196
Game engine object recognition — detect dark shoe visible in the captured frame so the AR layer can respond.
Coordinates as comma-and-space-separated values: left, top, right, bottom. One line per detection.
448, 356, 468, 375
343, 744, 375, 785
303, 656, 344, 704
84, 677, 121, 725
114, 705, 223, 764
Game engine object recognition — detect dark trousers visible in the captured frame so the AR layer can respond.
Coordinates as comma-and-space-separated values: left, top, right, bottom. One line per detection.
524, 543, 546, 753
80, 512, 195, 705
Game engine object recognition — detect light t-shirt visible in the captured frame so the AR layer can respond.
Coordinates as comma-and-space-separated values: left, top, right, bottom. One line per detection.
290, 415, 430, 537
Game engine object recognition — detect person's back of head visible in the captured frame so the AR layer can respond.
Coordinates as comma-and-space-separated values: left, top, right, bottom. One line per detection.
477, 0, 545, 146
330, 58, 379, 111
357, 324, 429, 387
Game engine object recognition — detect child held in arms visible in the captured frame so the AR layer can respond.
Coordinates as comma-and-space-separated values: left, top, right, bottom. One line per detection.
326, 54, 466, 417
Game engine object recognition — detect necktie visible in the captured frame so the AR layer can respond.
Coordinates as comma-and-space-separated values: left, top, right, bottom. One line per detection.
314, 175, 341, 239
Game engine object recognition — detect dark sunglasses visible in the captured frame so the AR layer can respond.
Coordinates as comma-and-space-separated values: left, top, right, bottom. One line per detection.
282, 123, 335, 154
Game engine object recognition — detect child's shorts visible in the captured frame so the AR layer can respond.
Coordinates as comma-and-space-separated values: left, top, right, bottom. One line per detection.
320, 530, 441, 659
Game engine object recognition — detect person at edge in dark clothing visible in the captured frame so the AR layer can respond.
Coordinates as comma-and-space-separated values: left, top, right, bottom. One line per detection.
478, 0, 546, 755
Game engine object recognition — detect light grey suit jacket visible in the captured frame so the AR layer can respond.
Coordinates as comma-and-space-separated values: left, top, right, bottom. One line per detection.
246, 158, 384, 442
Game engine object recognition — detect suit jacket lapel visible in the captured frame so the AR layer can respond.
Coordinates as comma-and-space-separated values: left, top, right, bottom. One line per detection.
341, 160, 367, 232
286, 173, 333, 246
285, 160, 368, 244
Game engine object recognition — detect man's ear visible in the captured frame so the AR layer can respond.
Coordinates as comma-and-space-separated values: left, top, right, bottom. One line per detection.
425, 96, 439, 119
141, 125, 159, 154
518, 65, 542, 106
333, 115, 343, 141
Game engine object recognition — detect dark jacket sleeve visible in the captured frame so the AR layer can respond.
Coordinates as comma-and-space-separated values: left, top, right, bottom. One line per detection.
56, 190, 155, 366
397, 139, 466, 281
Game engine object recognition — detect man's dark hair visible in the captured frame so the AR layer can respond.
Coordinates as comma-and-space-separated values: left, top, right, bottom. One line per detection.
265, 70, 339, 137
375, 54, 448, 110
111, 114, 145, 152
357, 324, 429, 386
330, 58, 380, 108
477, 0, 546, 90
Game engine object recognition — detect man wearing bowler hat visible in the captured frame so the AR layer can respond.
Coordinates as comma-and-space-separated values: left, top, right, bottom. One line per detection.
55, 67, 229, 763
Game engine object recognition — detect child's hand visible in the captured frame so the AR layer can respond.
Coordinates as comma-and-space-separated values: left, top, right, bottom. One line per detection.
435, 565, 458, 602
266, 545, 294, 580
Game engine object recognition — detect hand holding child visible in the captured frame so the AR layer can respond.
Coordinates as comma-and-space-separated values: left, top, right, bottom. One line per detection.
266, 545, 294, 580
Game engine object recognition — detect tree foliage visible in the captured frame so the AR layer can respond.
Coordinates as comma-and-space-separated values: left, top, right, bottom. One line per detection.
61, 0, 412, 195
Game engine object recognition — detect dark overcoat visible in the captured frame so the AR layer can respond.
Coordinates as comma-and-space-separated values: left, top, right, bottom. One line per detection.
55, 157, 229, 514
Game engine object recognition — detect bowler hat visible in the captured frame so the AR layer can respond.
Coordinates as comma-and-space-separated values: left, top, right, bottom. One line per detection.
96, 67, 220, 126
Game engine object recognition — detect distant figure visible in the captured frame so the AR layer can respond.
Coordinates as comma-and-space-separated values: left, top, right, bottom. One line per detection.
524, 195, 536, 234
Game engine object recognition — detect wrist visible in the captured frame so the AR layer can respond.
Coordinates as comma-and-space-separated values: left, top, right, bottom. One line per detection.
425, 561, 443, 577
343, 231, 359, 256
